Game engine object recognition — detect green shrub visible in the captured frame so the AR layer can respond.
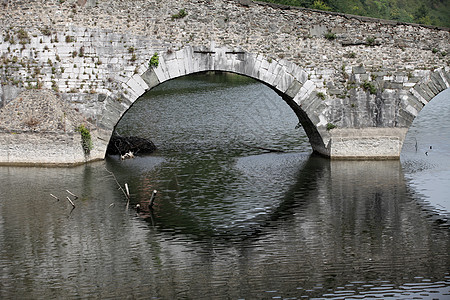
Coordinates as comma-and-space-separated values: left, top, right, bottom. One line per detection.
149, 52, 159, 68
76, 124, 93, 154
312, 0, 331, 11
40, 27, 52, 36
361, 81, 377, 94
317, 92, 326, 100
326, 123, 337, 130
366, 37, 376, 46
172, 9, 188, 19
17, 28, 28, 40
324, 32, 336, 40
65, 35, 74, 43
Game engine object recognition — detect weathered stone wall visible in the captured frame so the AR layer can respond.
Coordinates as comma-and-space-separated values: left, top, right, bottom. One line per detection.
0, 89, 107, 165
0, 0, 449, 164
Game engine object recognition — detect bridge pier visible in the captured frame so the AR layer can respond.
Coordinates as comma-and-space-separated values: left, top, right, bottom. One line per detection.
322, 128, 408, 160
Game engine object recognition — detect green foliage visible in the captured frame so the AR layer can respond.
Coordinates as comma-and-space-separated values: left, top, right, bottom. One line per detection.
40, 27, 52, 36
76, 124, 93, 155
366, 37, 376, 46
17, 28, 28, 40
414, 4, 430, 24
324, 32, 336, 40
259, 0, 450, 27
312, 0, 331, 10
149, 52, 159, 68
172, 9, 188, 19
361, 81, 377, 94
65, 35, 74, 43
326, 123, 337, 130
317, 92, 326, 100
17, 28, 30, 44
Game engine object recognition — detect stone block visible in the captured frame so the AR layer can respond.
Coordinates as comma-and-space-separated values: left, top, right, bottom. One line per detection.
310, 24, 327, 38
275, 72, 294, 94
431, 71, 446, 91
153, 57, 169, 83
437, 69, 450, 88
398, 108, 416, 126
422, 81, 438, 98
410, 87, 428, 105
131, 74, 149, 91
353, 66, 366, 74
121, 82, 141, 102
260, 58, 270, 71
141, 68, 160, 90
166, 59, 181, 78
285, 80, 303, 99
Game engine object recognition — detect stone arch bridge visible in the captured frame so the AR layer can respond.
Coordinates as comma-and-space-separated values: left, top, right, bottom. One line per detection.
0, 0, 449, 165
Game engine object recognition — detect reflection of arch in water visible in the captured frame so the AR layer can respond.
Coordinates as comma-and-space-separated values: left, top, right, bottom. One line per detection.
134, 152, 447, 239
129, 153, 328, 239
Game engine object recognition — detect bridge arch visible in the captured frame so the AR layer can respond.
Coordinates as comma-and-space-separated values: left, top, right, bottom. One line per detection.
105, 45, 327, 158
103, 45, 450, 161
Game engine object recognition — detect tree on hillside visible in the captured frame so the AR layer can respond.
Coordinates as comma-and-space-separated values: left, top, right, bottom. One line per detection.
311, 0, 331, 10
414, 4, 432, 24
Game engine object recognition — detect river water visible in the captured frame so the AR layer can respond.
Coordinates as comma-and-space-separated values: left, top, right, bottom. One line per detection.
1, 73, 449, 299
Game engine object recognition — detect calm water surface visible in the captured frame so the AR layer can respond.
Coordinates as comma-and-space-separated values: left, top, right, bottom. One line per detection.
1, 73, 449, 299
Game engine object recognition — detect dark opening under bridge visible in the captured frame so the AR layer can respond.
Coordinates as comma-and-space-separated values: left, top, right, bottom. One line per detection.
0, 0, 449, 165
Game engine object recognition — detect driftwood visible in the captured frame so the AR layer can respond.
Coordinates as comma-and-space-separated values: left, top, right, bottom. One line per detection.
66, 190, 78, 199
107, 134, 156, 156
104, 167, 130, 202
149, 190, 157, 209
125, 183, 130, 198
66, 196, 76, 208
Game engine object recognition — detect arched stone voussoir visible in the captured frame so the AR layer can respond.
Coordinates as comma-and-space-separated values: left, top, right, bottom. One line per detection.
410, 67, 450, 105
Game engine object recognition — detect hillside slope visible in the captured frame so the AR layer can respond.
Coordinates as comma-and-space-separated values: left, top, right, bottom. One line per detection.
258, 0, 450, 28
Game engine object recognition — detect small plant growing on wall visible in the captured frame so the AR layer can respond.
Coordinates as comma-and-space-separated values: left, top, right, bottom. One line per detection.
361, 81, 377, 94
40, 27, 52, 36
171, 9, 187, 20
317, 92, 326, 100
17, 28, 29, 40
65, 35, 74, 43
324, 32, 336, 41
76, 124, 93, 155
149, 52, 159, 68
366, 37, 376, 46
326, 123, 337, 131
